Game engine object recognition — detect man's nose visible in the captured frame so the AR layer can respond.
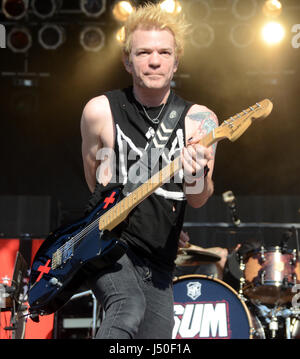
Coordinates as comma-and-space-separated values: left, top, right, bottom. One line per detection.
148, 51, 161, 68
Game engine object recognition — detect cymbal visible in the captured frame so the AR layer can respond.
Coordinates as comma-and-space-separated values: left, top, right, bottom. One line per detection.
175, 243, 221, 267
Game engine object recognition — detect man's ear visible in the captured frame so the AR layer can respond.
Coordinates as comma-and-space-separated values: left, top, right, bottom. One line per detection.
123, 55, 132, 73
174, 57, 179, 73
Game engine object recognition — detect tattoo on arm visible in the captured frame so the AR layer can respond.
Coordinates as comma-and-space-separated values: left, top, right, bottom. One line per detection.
187, 112, 213, 122
188, 111, 218, 154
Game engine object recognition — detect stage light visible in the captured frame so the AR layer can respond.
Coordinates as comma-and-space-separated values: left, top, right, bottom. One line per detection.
80, 26, 105, 52
116, 26, 125, 43
230, 24, 254, 48
160, 0, 182, 14
232, 0, 257, 21
261, 22, 285, 45
190, 23, 214, 48
32, 0, 57, 19
2, 0, 28, 20
80, 0, 106, 18
262, 0, 282, 18
187, 0, 210, 22
7, 27, 32, 53
112, 1, 134, 22
38, 24, 65, 50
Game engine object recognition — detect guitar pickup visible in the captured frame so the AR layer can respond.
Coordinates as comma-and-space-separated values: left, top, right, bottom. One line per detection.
52, 250, 62, 270
62, 245, 73, 264
52, 240, 74, 269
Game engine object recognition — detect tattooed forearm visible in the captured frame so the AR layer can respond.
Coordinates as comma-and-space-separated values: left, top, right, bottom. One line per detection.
188, 111, 218, 155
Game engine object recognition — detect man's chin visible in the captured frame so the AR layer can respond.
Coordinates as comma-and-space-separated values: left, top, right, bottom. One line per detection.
141, 80, 167, 90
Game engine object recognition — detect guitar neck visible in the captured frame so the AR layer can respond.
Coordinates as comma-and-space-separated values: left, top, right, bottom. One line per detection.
99, 130, 219, 231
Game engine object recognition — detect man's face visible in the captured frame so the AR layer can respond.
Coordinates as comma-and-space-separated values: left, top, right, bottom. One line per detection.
125, 27, 178, 91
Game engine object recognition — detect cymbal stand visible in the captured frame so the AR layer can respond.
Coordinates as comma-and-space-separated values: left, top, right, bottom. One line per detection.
285, 316, 291, 339
269, 310, 279, 339
276, 307, 300, 339
255, 305, 300, 339
238, 256, 246, 299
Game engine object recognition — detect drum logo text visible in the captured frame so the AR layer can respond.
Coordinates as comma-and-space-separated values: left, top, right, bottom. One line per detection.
173, 302, 230, 339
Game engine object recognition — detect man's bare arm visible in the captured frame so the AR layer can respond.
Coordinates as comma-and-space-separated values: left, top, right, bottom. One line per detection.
80, 96, 112, 192
183, 106, 218, 208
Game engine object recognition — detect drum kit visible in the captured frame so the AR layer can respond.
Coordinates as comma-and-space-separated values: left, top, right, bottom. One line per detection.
174, 243, 300, 339
2, 245, 299, 339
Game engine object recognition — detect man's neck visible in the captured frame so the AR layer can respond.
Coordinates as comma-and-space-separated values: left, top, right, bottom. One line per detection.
133, 85, 171, 107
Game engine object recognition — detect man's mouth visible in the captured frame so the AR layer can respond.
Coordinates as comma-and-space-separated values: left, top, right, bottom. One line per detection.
145, 74, 163, 78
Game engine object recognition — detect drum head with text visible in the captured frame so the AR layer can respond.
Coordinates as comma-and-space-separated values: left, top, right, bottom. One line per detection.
173, 275, 252, 339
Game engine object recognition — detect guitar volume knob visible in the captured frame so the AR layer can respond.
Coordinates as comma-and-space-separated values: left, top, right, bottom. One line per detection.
49, 277, 62, 287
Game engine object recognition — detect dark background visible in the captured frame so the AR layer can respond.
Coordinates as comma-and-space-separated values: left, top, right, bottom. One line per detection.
0, 0, 300, 247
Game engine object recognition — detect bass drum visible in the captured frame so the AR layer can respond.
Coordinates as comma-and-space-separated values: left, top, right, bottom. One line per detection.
172, 275, 265, 339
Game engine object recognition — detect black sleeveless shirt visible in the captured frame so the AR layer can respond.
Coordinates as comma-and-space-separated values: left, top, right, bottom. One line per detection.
86, 87, 193, 271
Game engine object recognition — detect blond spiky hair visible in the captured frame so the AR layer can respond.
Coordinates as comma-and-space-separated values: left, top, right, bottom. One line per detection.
122, 2, 190, 58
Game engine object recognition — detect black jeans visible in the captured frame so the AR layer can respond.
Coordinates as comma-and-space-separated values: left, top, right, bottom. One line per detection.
88, 248, 175, 339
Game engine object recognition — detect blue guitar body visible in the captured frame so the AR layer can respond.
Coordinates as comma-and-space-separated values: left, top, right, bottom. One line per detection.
28, 188, 127, 318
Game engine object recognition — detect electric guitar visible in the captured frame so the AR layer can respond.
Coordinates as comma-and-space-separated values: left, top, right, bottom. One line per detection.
28, 99, 273, 319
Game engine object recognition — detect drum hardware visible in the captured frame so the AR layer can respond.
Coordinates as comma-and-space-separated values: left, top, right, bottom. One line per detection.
1, 252, 29, 339
69, 290, 99, 339
285, 316, 291, 339
238, 277, 246, 298
260, 270, 266, 285
260, 246, 266, 262
269, 312, 278, 338
239, 257, 245, 271
292, 251, 297, 265
282, 277, 289, 289
251, 304, 300, 339
280, 232, 289, 252
276, 307, 298, 339
222, 190, 241, 227
290, 313, 300, 339
238, 257, 245, 295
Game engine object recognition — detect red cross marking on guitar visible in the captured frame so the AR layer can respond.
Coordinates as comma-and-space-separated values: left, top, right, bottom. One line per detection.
36, 259, 51, 282
103, 191, 116, 209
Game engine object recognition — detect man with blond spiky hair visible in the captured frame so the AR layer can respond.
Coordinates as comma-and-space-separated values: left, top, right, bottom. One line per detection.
81, 2, 218, 339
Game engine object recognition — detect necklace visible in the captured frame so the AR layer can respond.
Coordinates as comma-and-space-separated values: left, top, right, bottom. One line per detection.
141, 102, 166, 124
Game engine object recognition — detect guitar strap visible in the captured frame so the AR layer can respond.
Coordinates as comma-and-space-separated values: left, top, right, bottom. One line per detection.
122, 94, 186, 196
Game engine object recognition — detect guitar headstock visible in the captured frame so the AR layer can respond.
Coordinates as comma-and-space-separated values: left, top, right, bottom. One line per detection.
215, 99, 273, 142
